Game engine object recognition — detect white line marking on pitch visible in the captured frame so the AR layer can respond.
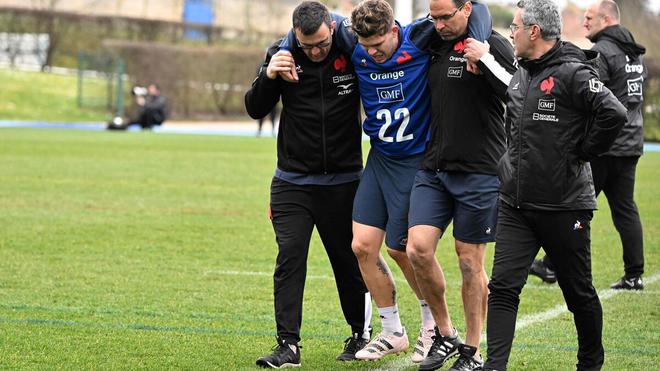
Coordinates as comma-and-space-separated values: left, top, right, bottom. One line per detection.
377, 272, 659, 370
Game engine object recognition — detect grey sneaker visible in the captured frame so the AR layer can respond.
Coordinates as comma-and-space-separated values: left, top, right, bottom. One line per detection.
419, 327, 462, 371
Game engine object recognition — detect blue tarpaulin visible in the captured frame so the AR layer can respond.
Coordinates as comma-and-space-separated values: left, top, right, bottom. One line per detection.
183, 0, 214, 40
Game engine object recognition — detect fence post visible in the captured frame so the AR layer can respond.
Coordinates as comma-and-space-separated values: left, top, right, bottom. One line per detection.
115, 58, 125, 118
77, 50, 84, 108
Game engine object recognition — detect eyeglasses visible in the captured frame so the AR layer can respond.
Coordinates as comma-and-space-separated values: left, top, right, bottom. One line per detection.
509, 23, 533, 34
296, 34, 332, 50
428, 3, 465, 22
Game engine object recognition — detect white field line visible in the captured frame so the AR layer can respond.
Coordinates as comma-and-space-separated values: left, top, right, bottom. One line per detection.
377, 272, 660, 371
515, 272, 660, 331
206, 268, 657, 370
203, 269, 560, 290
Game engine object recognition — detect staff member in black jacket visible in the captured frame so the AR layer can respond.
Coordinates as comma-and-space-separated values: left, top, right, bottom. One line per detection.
531, 0, 647, 291
483, 1, 627, 370
406, 0, 517, 369
245, 2, 371, 368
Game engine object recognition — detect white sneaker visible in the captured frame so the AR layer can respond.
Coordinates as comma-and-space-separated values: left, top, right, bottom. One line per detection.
411, 326, 435, 363
355, 328, 409, 360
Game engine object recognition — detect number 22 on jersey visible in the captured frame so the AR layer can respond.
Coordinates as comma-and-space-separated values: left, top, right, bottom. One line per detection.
377, 107, 413, 143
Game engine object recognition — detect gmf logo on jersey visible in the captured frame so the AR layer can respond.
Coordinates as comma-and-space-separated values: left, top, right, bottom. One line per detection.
295, 65, 303, 74
627, 76, 643, 96
334, 55, 348, 72
537, 98, 555, 111
376, 83, 405, 103
447, 66, 463, 78
396, 51, 412, 65
454, 40, 466, 53
540, 76, 554, 95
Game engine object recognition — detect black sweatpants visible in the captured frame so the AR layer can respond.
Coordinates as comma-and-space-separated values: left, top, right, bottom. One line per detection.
485, 203, 603, 371
270, 177, 370, 343
591, 156, 644, 277
540, 156, 644, 278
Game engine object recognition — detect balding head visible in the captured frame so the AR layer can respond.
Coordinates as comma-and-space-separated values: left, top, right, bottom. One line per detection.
583, 0, 620, 40
598, 0, 620, 22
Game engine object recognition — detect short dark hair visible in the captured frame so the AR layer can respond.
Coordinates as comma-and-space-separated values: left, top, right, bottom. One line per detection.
292, 1, 332, 35
351, 0, 394, 38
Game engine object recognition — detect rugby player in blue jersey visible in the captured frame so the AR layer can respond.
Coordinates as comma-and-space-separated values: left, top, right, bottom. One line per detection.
279, 0, 491, 363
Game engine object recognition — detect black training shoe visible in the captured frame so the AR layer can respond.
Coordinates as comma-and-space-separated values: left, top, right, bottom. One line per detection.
419, 327, 462, 371
256, 337, 301, 368
336, 332, 369, 361
448, 344, 484, 371
529, 259, 557, 283
610, 276, 644, 290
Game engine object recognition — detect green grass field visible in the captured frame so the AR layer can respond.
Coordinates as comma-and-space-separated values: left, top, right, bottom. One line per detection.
0, 70, 109, 122
0, 128, 657, 370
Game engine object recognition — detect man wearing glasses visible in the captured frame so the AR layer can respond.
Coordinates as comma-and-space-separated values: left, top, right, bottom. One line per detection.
406, 0, 517, 369
529, 0, 647, 292
482, 1, 626, 370
245, 1, 372, 368
278, 0, 491, 364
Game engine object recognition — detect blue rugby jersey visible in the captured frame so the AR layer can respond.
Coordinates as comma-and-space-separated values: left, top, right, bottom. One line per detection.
351, 20, 432, 158
279, 3, 492, 158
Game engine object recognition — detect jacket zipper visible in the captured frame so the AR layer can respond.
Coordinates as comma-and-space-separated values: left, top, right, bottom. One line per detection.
516, 73, 532, 208
320, 67, 328, 174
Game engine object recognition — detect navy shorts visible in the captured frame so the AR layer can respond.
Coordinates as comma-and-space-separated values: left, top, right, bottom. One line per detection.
353, 148, 423, 250
409, 170, 500, 244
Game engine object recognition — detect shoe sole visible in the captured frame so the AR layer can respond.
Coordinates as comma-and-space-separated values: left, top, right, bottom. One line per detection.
261, 361, 301, 369
529, 271, 557, 284
418, 350, 459, 371
355, 349, 407, 361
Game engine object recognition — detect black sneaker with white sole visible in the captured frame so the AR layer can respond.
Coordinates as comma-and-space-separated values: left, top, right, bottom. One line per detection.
448, 344, 483, 371
256, 337, 301, 368
336, 332, 369, 361
529, 259, 557, 284
419, 327, 462, 371
610, 276, 644, 290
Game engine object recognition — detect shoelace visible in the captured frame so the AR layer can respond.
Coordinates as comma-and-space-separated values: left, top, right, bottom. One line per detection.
271, 342, 301, 358
428, 334, 453, 357
453, 355, 482, 369
342, 336, 363, 353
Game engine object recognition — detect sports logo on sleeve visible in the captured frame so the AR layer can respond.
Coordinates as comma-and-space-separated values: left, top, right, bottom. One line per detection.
588, 78, 603, 93
396, 51, 412, 65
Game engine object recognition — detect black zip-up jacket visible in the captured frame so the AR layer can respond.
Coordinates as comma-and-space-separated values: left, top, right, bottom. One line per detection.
424, 30, 517, 174
499, 41, 627, 211
590, 25, 646, 157
244, 38, 362, 175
